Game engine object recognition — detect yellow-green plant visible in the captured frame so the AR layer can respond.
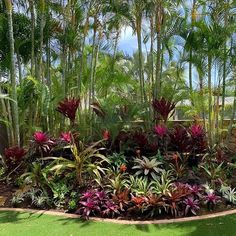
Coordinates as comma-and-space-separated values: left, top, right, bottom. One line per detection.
45, 140, 108, 185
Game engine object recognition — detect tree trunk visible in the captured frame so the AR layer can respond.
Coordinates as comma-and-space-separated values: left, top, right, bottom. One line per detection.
38, 0, 45, 82
155, 5, 163, 99
5, 0, 20, 146
189, 49, 193, 99
89, 17, 97, 108
149, 16, 154, 97
16, 50, 22, 84
208, 55, 213, 147
221, 4, 229, 139
226, 66, 236, 143
136, 16, 145, 104
28, 0, 35, 76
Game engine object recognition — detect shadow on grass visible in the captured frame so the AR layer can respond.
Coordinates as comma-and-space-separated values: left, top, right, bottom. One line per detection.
56, 216, 94, 228
0, 210, 45, 224
56, 213, 236, 236
133, 214, 236, 236
1, 210, 236, 236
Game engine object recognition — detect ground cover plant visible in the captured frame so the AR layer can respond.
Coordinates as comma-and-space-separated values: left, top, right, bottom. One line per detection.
0, 0, 236, 224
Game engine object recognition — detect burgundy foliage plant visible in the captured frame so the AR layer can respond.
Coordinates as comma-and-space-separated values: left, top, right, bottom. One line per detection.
183, 197, 200, 216
4, 146, 26, 162
170, 126, 190, 153
152, 97, 176, 123
77, 189, 119, 219
56, 97, 80, 123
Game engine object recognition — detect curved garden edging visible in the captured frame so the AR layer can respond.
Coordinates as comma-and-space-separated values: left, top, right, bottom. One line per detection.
0, 207, 236, 225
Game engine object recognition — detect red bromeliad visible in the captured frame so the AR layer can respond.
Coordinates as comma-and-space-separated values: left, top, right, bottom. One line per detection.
56, 97, 80, 123
131, 196, 146, 206
120, 164, 127, 173
103, 130, 110, 140
190, 124, 204, 138
152, 97, 176, 123
34, 131, 48, 143
60, 132, 72, 143
4, 146, 26, 161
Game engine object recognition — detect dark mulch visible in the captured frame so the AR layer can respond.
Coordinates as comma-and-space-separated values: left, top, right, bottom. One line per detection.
0, 181, 17, 207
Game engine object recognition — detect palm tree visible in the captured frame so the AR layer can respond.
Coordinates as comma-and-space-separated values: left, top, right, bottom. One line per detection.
129, 0, 146, 104
4, 0, 20, 145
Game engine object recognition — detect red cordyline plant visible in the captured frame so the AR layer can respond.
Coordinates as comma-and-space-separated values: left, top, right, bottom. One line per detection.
31, 131, 55, 154
152, 97, 176, 123
4, 146, 26, 162
56, 97, 80, 123
154, 124, 168, 138
189, 124, 207, 154
170, 126, 190, 153
131, 131, 148, 148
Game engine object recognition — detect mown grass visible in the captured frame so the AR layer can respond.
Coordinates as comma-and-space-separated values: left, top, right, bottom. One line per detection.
0, 210, 235, 236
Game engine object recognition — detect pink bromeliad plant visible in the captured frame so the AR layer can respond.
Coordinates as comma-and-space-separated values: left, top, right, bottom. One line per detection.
31, 131, 55, 154
56, 97, 80, 123
154, 124, 168, 138
60, 132, 72, 143
190, 124, 205, 138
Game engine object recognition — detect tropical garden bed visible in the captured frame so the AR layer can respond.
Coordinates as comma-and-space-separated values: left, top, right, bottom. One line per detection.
0, 0, 236, 226
1, 97, 236, 221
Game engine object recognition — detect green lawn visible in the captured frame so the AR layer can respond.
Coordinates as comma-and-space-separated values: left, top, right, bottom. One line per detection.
0, 211, 235, 236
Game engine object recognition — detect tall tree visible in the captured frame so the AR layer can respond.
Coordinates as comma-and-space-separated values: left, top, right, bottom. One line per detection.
4, 0, 20, 145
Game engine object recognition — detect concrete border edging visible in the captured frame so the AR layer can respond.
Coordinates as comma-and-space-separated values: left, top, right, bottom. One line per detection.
0, 207, 236, 225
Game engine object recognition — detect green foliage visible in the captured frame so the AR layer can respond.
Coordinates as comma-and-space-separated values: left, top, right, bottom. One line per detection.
150, 170, 173, 196
220, 185, 236, 204
125, 176, 152, 196
107, 153, 127, 168
45, 140, 108, 185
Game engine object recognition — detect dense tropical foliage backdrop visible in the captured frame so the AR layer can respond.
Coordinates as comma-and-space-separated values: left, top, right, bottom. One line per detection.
0, 0, 235, 147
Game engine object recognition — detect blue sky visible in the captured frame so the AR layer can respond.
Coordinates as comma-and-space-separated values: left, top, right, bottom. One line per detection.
119, 26, 138, 55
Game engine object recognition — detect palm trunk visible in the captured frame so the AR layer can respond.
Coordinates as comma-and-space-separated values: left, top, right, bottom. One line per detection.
189, 49, 193, 100
89, 17, 97, 108
149, 16, 154, 97
199, 74, 206, 130
78, 13, 89, 95
16, 50, 22, 84
155, 5, 163, 99
29, 0, 35, 76
221, 1, 229, 142
0, 84, 11, 146
208, 55, 213, 147
38, 0, 45, 82
226, 66, 236, 143
136, 16, 145, 104
5, 0, 20, 146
